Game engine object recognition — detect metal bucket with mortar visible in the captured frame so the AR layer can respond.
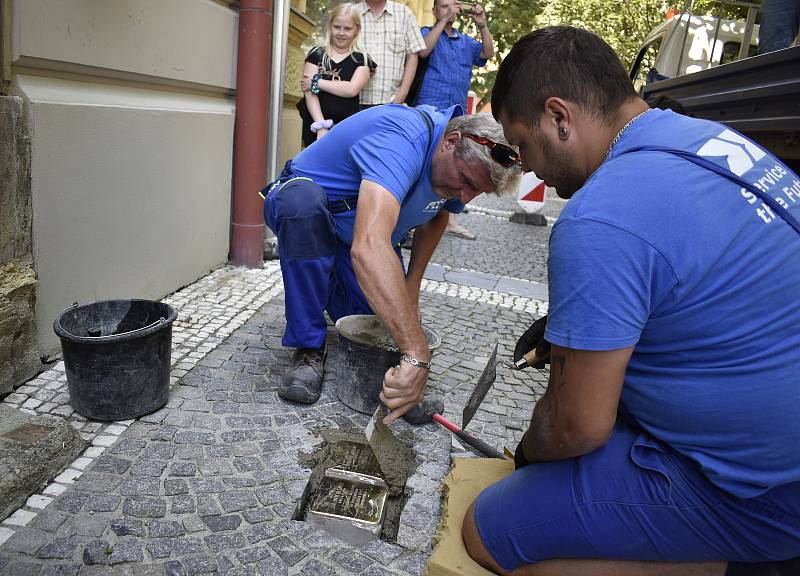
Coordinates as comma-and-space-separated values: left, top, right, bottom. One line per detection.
335, 314, 440, 414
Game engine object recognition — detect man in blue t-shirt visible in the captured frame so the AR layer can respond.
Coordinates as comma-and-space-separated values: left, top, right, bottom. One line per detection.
461, 26, 800, 576
416, 0, 494, 241
261, 104, 519, 423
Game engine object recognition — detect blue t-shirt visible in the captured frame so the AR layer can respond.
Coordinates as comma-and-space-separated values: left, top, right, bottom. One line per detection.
547, 108, 800, 498
416, 27, 486, 111
289, 104, 464, 246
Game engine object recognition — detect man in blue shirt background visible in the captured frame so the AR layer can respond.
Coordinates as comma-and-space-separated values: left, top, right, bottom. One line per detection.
417, 0, 494, 240
261, 104, 519, 423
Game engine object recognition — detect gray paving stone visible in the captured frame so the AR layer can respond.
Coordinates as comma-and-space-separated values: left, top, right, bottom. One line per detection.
41, 565, 81, 576
164, 478, 189, 495
171, 537, 205, 557
195, 494, 222, 516
129, 459, 168, 477
37, 536, 79, 559
141, 442, 177, 460
360, 539, 404, 566
1, 558, 43, 575
204, 532, 247, 553
91, 456, 132, 475
267, 535, 308, 567
2, 528, 49, 555
299, 559, 338, 576
171, 494, 197, 514
86, 494, 122, 513
328, 548, 373, 573
109, 439, 147, 456
174, 431, 214, 445
218, 490, 258, 513
59, 514, 110, 537
202, 514, 242, 532
169, 462, 197, 477
149, 425, 178, 442
53, 492, 89, 514
121, 477, 161, 497
122, 497, 166, 518
30, 509, 70, 532
241, 507, 274, 525
182, 554, 218, 575
198, 458, 233, 476
75, 472, 123, 493
110, 519, 145, 537
146, 538, 173, 559
149, 520, 185, 538
163, 560, 189, 576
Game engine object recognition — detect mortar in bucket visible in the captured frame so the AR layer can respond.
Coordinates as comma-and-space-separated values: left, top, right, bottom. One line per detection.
335, 314, 440, 414
53, 299, 177, 421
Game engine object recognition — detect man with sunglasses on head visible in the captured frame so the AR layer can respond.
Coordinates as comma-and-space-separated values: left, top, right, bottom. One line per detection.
462, 26, 800, 576
261, 104, 519, 424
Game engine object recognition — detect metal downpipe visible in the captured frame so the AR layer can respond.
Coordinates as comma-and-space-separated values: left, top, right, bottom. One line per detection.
230, 0, 272, 268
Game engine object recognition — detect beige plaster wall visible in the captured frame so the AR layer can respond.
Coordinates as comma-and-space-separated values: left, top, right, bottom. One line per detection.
11, 0, 237, 352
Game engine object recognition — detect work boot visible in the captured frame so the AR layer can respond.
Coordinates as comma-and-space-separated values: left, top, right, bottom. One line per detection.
278, 346, 327, 404
403, 395, 445, 425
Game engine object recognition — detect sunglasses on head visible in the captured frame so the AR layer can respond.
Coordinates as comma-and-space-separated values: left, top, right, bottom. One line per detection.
461, 133, 521, 168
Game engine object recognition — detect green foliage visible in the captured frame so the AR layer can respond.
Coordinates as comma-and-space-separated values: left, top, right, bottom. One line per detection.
470, 0, 755, 108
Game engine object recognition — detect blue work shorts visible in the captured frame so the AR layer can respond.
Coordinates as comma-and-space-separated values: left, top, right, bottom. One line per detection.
474, 421, 800, 571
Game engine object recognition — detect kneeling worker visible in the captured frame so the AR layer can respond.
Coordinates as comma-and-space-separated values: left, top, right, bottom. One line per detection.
262, 105, 519, 423
462, 27, 800, 576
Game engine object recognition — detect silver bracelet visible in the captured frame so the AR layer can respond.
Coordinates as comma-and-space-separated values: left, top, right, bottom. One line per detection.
401, 354, 431, 369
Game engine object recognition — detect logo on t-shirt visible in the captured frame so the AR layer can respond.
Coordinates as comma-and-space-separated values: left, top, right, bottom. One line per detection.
424, 200, 446, 212
697, 129, 766, 176
699, 129, 800, 225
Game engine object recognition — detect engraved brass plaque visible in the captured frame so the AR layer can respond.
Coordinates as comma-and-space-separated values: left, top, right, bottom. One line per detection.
308, 468, 388, 525
328, 440, 382, 477
3, 423, 54, 443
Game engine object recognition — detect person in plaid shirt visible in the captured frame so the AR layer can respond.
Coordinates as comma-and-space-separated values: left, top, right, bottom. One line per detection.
356, 0, 426, 107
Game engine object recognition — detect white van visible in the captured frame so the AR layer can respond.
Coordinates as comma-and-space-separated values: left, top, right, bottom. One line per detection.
630, 12, 759, 92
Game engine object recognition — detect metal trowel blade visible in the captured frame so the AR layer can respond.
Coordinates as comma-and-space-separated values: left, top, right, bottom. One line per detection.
461, 343, 498, 429
363, 405, 406, 487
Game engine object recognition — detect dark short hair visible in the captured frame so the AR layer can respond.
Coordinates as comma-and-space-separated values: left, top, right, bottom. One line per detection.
492, 26, 637, 127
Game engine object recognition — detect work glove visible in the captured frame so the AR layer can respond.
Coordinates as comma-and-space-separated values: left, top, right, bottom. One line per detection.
513, 436, 531, 470
513, 314, 550, 369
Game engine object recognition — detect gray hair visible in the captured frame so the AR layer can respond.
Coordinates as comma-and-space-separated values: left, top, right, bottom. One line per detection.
444, 113, 520, 196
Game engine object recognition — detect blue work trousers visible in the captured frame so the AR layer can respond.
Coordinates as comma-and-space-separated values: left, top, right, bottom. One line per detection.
263, 176, 401, 349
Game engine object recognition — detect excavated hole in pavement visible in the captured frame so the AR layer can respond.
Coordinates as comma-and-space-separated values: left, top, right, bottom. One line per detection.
294, 428, 418, 545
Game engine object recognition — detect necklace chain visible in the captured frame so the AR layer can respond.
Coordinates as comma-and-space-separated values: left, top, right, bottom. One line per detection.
605, 109, 651, 161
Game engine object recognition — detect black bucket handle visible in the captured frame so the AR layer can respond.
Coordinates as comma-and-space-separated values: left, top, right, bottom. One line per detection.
55, 302, 168, 342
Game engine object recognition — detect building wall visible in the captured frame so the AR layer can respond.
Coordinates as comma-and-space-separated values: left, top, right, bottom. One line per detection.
9, 0, 237, 353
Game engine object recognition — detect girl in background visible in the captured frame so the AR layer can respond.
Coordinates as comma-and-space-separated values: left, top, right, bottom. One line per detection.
298, 3, 374, 147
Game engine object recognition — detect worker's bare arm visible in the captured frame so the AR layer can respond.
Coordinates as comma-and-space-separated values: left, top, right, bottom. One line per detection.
403, 210, 449, 317
520, 344, 633, 461
351, 180, 431, 422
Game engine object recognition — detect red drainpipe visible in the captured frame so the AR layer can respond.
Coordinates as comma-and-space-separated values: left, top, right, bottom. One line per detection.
230, 0, 273, 267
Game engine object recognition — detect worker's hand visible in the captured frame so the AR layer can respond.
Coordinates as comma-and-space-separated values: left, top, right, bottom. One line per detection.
471, 4, 487, 28
380, 361, 429, 424
513, 314, 550, 369
513, 434, 531, 470
391, 91, 407, 105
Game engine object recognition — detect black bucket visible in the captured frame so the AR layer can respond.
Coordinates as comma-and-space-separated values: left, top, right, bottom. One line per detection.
335, 315, 440, 414
53, 299, 177, 421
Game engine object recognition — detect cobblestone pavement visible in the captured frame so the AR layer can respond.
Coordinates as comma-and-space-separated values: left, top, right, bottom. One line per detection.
0, 195, 555, 574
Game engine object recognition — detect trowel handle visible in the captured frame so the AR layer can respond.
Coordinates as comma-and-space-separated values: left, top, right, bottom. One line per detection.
432, 414, 508, 460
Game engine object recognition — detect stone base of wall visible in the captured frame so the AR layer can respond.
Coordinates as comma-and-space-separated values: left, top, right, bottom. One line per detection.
0, 258, 40, 396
